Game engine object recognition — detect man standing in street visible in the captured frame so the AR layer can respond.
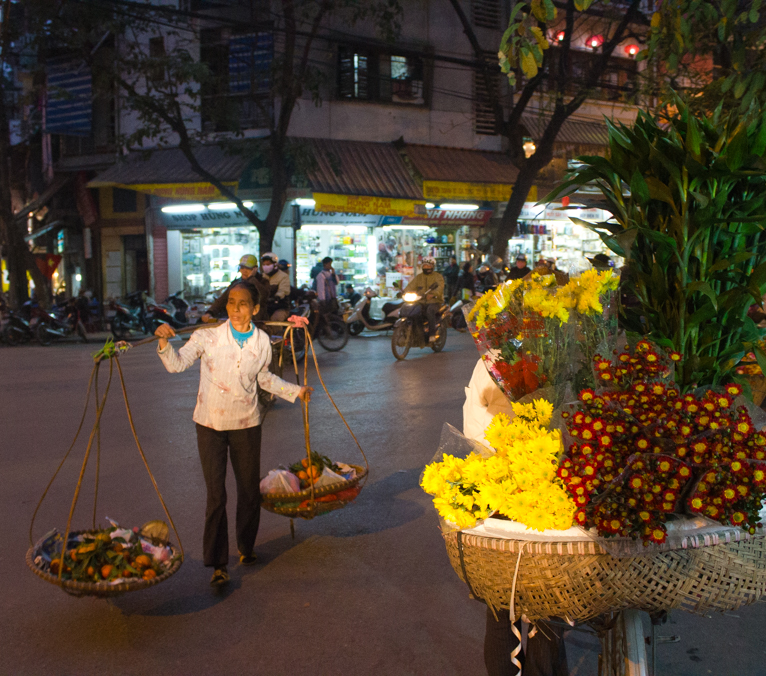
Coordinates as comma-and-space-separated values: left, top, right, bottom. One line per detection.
443, 255, 460, 302
203, 254, 270, 322
315, 256, 339, 312
259, 252, 291, 321
508, 254, 531, 280
403, 256, 444, 342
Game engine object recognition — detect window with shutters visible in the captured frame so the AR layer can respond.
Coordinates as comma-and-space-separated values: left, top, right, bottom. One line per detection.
474, 55, 500, 135
337, 45, 426, 105
472, 0, 501, 29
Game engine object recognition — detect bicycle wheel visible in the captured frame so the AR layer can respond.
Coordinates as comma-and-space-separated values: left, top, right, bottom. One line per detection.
317, 314, 349, 351
391, 321, 412, 360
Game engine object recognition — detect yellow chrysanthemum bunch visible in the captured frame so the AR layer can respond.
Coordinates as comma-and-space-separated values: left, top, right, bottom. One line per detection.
558, 269, 619, 316
421, 399, 575, 531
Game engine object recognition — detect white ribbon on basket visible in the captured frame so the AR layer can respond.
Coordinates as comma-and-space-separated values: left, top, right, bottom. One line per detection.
509, 542, 528, 674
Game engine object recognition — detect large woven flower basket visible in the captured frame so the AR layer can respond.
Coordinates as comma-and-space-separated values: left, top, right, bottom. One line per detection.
26, 530, 182, 599
443, 530, 766, 623
260, 464, 367, 519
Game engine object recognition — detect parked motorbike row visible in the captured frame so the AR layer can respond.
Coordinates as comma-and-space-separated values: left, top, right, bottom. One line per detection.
1, 284, 458, 361
1, 296, 90, 346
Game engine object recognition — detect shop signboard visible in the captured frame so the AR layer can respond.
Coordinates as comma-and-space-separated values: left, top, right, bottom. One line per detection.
279, 207, 379, 227
160, 204, 266, 230
381, 208, 493, 227
423, 181, 537, 203
127, 182, 238, 200
313, 193, 427, 218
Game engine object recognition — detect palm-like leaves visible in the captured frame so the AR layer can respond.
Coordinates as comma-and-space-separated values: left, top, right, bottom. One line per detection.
545, 100, 766, 390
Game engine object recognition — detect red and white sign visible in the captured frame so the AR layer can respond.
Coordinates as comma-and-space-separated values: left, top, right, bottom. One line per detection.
396, 209, 494, 227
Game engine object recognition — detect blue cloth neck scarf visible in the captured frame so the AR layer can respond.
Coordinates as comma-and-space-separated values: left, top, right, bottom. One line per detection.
230, 322, 255, 348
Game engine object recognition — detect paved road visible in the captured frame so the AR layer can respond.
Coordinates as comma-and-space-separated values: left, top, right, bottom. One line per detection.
1, 330, 764, 675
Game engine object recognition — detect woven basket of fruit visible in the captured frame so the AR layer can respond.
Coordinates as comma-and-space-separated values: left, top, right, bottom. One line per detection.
26, 525, 182, 598
260, 451, 367, 519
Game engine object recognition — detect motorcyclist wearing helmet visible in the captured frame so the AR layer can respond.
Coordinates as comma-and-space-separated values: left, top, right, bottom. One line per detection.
203, 254, 270, 323
403, 256, 444, 342
260, 252, 291, 322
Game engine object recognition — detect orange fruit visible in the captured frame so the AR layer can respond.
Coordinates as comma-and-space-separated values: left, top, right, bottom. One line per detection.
301, 458, 309, 468
68, 549, 77, 562
142, 569, 157, 581
310, 465, 320, 478
297, 470, 308, 480
101, 565, 113, 579
134, 554, 152, 569
87, 566, 95, 577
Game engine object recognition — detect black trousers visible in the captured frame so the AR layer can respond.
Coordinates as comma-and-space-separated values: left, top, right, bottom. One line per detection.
195, 424, 262, 568
484, 607, 568, 676
425, 302, 439, 337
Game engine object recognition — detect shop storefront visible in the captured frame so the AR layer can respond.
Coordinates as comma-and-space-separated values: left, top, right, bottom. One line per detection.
161, 203, 265, 300
509, 202, 618, 270
289, 209, 379, 288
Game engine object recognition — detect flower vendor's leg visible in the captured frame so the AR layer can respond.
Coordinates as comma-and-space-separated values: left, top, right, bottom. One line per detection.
196, 423, 231, 568
228, 425, 262, 558
484, 606, 523, 676
523, 619, 568, 676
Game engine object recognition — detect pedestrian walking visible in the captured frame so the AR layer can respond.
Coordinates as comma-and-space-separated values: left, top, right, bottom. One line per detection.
155, 283, 312, 586
315, 256, 339, 313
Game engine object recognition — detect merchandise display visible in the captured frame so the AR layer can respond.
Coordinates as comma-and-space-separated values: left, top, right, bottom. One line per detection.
508, 203, 620, 271
295, 226, 370, 287
180, 227, 259, 299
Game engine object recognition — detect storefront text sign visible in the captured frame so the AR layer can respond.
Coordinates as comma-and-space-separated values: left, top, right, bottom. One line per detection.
160, 205, 265, 229
125, 182, 239, 200
381, 209, 493, 227
313, 193, 427, 217
279, 207, 380, 227
423, 181, 537, 203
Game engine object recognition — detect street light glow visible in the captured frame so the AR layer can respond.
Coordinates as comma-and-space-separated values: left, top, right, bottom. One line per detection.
295, 198, 316, 207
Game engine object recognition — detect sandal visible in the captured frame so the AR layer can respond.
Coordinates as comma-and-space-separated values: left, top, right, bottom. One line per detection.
210, 567, 230, 586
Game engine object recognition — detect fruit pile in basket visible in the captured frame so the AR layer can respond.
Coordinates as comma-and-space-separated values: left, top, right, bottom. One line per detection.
34, 524, 176, 584
289, 451, 344, 489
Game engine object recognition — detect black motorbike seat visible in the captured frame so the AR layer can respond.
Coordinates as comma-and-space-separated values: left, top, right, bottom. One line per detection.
381, 299, 403, 315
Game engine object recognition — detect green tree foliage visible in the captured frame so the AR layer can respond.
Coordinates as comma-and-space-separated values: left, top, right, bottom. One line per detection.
546, 99, 766, 390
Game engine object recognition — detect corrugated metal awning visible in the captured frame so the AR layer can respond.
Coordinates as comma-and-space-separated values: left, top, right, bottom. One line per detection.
521, 114, 609, 146
305, 138, 422, 199
88, 145, 251, 187
402, 144, 519, 184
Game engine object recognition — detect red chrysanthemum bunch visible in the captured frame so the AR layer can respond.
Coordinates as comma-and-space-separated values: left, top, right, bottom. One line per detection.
559, 340, 766, 543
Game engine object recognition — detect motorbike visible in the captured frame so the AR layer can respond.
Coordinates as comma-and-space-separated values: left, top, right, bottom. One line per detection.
109, 291, 159, 339
391, 286, 450, 361
1, 297, 34, 345
449, 297, 471, 331
36, 296, 89, 345
346, 288, 403, 335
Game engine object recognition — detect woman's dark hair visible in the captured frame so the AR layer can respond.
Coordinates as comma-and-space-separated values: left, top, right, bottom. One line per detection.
229, 281, 261, 307
462, 262, 473, 273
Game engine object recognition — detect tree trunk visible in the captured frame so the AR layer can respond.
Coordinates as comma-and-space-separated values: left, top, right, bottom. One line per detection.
496, 153, 550, 257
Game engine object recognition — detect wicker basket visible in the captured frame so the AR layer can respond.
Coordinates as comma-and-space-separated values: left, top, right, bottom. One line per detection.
443, 530, 766, 622
260, 464, 367, 519
26, 530, 182, 598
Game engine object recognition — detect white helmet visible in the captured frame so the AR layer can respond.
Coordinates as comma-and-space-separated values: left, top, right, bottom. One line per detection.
260, 252, 277, 263
422, 256, 436, 267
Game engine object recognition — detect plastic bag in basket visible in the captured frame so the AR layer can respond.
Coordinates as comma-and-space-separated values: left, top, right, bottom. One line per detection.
260, 469, 300, 494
